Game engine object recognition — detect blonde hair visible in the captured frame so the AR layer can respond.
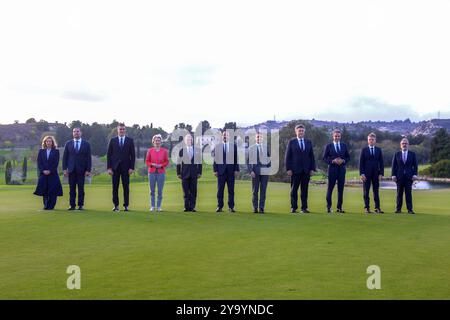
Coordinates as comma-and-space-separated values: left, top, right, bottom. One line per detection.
152, 134, 163, 144
41, 135, 57, 149
368, 132, 377, 139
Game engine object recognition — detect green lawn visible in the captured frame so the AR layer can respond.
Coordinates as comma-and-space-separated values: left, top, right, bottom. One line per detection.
0, 180, 449, 299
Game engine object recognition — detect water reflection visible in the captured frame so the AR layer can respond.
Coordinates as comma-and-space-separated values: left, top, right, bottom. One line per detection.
380, 181, 450, 190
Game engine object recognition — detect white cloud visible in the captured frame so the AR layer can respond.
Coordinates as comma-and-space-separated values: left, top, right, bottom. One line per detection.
0, 0, 450, 130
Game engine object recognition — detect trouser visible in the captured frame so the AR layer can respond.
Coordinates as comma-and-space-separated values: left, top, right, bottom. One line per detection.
43, 195, 57, 209
326, 169, 346, 209
290, 172, 310, 210
252, 174, 269, 210
182, 177, 198, 210
149, 173, 165, 208
69, 172, 85, 207
217, 172, 235, 209
112, 165, 130, 207
396, 178, 413, 211
363, 175, 380, 209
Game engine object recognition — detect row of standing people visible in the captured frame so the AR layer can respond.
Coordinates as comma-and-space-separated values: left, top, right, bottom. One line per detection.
34, 123, 419, 214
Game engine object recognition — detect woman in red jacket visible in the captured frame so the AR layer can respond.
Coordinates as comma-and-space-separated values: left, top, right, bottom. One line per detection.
146, 134, 169, 212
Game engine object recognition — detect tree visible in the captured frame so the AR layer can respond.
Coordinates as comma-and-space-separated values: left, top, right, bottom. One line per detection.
430, 128, 450, 164
5, 161, 12, 185
55, 125, 72, 146
26, 118, 36, 124
22, 157, 27, 183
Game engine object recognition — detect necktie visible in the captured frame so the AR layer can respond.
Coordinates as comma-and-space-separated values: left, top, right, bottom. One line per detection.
403, 152, 407, 163
300, 139, 304, 151
120, 137, 124, 147
75, 140, 79, 152
370, 147, 374, 156
336, 143, 340, 153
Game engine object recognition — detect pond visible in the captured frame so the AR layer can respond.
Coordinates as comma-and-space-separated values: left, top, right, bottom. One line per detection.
380, 181, 450, 190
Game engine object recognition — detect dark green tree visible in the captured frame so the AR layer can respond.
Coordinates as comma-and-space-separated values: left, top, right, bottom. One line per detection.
430, 128, 450, 164
5, 161, 12, 185
22, 157, 27, 183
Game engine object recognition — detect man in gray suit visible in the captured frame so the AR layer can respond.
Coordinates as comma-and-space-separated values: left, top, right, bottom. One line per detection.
247, 132, 271, 213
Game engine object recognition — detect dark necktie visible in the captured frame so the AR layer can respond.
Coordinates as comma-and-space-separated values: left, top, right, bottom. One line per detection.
75, 140, 79, 153
370, 147, 374, 156
336, 143, 340, 154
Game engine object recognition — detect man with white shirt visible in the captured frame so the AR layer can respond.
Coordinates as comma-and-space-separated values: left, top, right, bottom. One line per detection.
213, 130, 240, 213
359, 133, 385, 213
247, 132, 271, 213
323, 129, 350, 213
177, 133, 202, 212
107, 123, 136, 212
62, 127, 92, 211
391, 138, 419, 214
285, 124, 316, 213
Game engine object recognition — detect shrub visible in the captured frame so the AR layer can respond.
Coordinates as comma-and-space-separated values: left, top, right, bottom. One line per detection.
420, 159, 450, 178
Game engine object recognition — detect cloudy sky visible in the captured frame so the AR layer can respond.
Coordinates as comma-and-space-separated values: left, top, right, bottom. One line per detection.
1, 0, 450, 130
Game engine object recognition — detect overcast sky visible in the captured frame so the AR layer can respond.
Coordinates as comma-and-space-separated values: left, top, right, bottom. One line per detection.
1, 0, 450, 130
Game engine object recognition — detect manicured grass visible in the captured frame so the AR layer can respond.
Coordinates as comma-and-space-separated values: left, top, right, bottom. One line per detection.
0, 180, 449, 299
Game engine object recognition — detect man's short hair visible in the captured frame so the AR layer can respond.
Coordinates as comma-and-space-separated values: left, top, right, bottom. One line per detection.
118, 123, 126, 128
295, 124, 305, 130
368, 132, 376, 138
401, 138, 409, 144
72, 127, 81, 131
332, 128, 341, 135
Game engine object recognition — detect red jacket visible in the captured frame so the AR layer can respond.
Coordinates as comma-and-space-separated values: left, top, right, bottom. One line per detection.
146, 147, 169, 173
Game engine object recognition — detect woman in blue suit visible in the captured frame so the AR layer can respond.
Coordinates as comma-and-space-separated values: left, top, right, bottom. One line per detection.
34, 136, 63, 210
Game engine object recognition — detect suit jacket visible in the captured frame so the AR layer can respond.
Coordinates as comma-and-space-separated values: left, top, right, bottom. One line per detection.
176, 146, 203, 179
107, 136, 136, 171
34, 148, 63, 196
322, 142, 350, 173
62, 140, 92, 174
247, 144, 271, 175
213, 142, 240, 176
391, 150, 418, 180
284, 138, 316, 174
359, 146, 384, 177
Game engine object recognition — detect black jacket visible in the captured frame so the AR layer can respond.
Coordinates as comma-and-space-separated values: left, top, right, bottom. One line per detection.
213, 142, 240, 176
176, 146, 203, 179
285, 138, 316, 174
359, 146, 384, 177
391, 151, 418, 180
322, 142, 350, 173
107, 136, 136, 170
34, 149, 63, 196
62, 140, 92, 174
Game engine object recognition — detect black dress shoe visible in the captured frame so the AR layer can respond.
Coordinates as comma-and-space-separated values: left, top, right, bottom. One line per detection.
68, 207, 76, 211
364, 208, 372, 214
191, 209, 196, 212
183, 208, 190, 212
290, 208, 297, 214
228, 208, 236, 213
77, 206, 84, 211
253, 208, 258, 213
216, 207, 223, 213
327, 208, 332, 213
337, 208, 345, 213
408, 210, 415, 214
301, 209, 310, 214
395, 210, 402, 213
123, 206, 129, 212
259, 208, 264, 214
375, 208, 384, 214
112, 206, 119, 212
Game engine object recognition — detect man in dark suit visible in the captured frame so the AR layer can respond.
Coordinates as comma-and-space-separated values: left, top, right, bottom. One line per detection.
107, 123, 136, 212
323, 129, 350, 213
285, 124, 316, 213
392, 138, 418, 214
359, 133, 385, 214
62, 127, 92, 211
247, 132, 271, 213
213, 130, 240, 213
177, 133, 202, 212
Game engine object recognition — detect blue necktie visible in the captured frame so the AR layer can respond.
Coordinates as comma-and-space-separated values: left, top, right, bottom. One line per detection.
75, 140, 79, 152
